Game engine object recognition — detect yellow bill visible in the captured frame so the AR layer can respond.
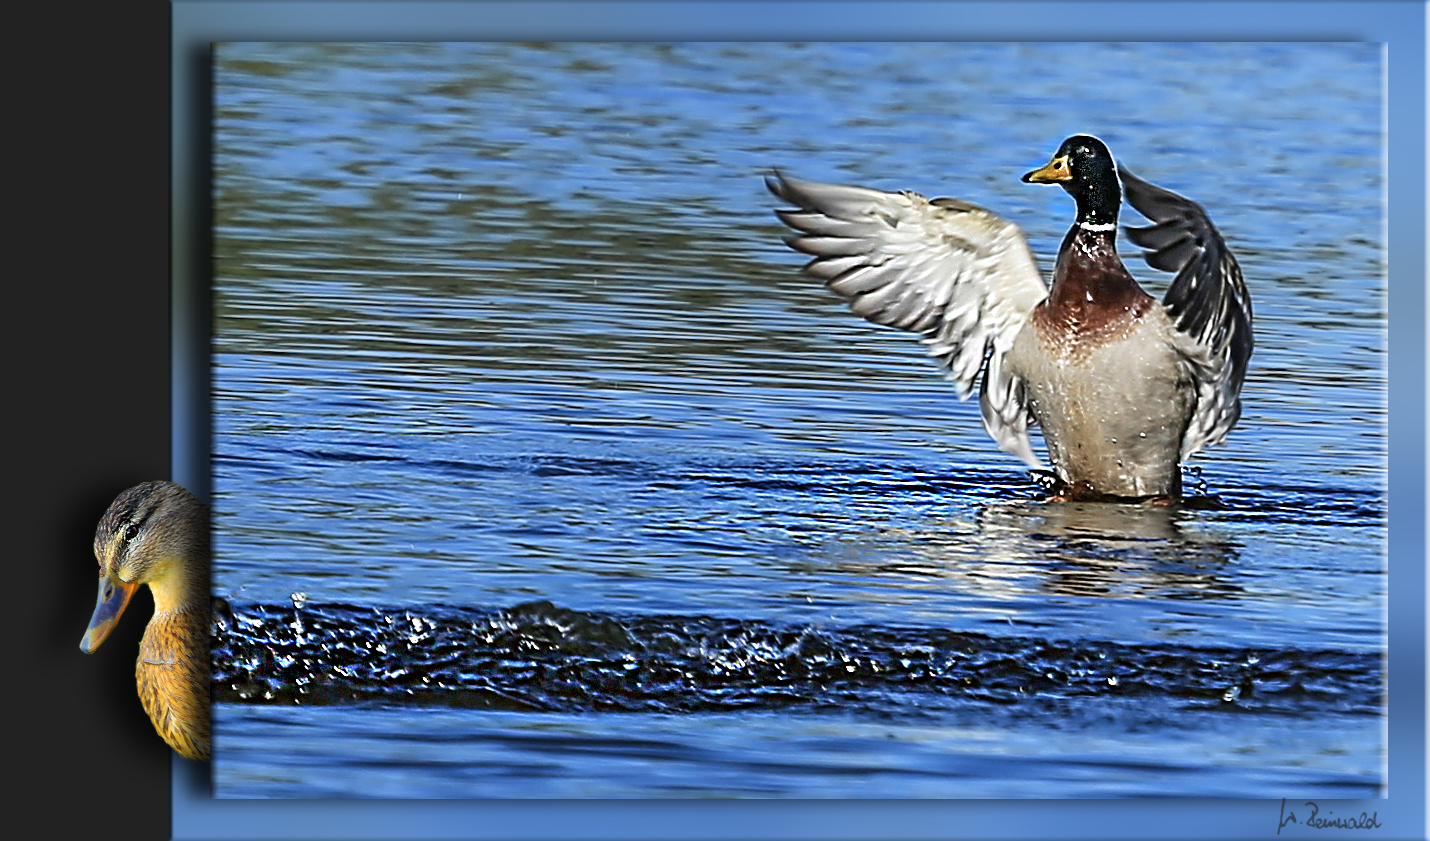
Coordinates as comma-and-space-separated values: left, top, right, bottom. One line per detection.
1022, 154, 1073, 183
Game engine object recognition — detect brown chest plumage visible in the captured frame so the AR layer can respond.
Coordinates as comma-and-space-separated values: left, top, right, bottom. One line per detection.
1032, 226, 1157, 358
135, 609, 211, 761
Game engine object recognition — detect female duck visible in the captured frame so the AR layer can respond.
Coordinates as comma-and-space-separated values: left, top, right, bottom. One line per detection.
767, 135, 1252, 501
80, 481, 210, 761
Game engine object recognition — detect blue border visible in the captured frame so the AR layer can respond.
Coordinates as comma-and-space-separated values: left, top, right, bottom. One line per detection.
174, 2, 1427, 839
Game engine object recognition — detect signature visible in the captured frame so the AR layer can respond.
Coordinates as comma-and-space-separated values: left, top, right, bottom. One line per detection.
1278, 799, 1382, 834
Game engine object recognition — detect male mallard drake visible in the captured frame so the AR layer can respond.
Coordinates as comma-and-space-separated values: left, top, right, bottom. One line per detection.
767, 134, 1252, 501
80, 481, 211, 761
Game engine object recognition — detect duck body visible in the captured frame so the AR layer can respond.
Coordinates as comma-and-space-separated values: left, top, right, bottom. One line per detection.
1008, 293, 1192, 498
81, 481, 211, 761
768, 135, 1252, 501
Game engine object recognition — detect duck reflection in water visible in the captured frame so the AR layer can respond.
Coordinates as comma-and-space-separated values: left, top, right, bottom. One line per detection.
823, 496, 1239, 602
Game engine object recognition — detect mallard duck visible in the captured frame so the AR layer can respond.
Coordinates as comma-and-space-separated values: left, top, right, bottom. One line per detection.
767, 134, 1252, 501
80, 481, 211, 761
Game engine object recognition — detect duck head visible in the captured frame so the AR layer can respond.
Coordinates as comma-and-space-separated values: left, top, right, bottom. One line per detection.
1022, 135, 1121, 228
80, 481, 208, 653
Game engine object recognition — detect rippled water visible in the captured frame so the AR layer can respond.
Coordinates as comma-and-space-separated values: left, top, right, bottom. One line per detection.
212, 42, 1385, 798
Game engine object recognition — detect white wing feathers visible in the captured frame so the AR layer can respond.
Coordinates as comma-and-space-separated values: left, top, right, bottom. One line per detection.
766, 171, 1048, 467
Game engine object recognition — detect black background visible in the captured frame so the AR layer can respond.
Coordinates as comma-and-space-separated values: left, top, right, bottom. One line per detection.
17, 2, 174, 838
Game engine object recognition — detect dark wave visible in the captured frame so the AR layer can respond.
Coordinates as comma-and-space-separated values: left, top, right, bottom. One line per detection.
216, 446, 1384, 529
213, 599, 1382, 718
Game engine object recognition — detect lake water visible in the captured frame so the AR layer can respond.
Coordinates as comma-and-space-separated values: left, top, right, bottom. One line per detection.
210, 41, 1385, 798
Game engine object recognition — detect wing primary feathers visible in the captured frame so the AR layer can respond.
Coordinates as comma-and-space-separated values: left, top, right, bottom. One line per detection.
1118, 164, 1253, 458
767, 169, 1048, 465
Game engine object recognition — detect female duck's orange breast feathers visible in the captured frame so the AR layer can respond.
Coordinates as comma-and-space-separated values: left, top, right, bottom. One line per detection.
81, 481, 211, 761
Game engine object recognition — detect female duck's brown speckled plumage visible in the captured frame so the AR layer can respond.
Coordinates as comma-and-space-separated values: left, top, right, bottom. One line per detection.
80, 481, 210, 761
767, 134, 1252, 501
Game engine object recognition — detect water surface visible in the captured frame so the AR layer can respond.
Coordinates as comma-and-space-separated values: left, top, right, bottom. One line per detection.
212, 41, 1385, 798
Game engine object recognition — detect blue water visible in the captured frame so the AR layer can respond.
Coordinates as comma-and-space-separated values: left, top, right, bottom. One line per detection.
211, 41, 1384, 798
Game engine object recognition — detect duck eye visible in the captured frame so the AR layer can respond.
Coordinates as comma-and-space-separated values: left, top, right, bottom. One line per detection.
123, 524, 140, 541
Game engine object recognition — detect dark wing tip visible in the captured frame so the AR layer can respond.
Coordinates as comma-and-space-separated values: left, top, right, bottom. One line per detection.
1119, 165, 1253, 378
765, 169, 787, 201
1116, 164, 1224, 277
1118, 164, 1212, 225
767, 169, 821, 213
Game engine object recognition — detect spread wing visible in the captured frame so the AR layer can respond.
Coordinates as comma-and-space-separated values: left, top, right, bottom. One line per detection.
766, 171, 1049, 467
1119, 165, 1254, 460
